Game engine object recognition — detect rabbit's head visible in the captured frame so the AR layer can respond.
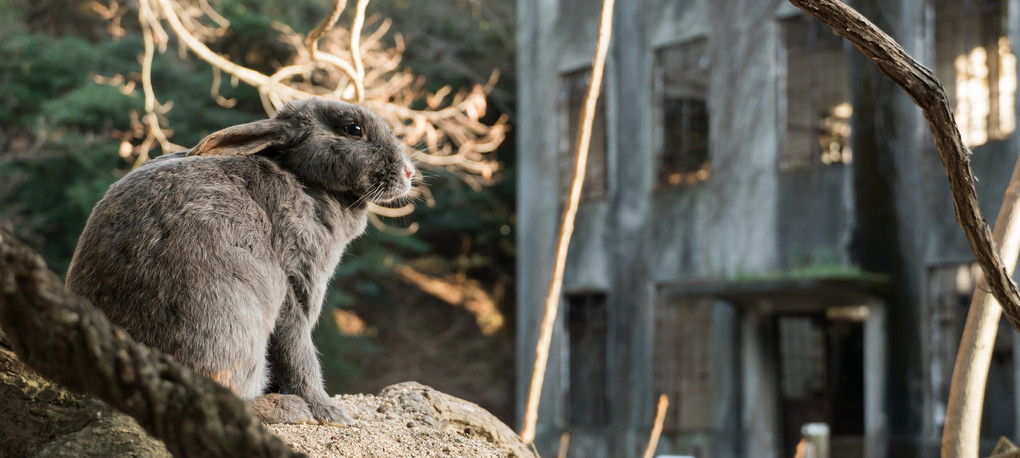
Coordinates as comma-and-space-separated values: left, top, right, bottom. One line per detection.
188, 98, 415, 202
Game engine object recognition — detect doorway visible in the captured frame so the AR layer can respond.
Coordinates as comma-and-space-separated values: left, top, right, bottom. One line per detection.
776, 313, 865, 457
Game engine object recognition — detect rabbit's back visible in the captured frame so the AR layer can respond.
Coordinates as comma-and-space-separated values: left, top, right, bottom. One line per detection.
67, 154, 296, 396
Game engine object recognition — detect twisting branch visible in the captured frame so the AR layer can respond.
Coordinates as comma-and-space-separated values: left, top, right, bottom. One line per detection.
519, 0, 616, 444
134, 0, 180, 166
304, 0, 347, 59
348, 0, 370, 99
0, 228, 301, 458
788, 0, 1020, 334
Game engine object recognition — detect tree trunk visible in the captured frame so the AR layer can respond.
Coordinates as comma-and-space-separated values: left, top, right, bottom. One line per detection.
0, 228, 301, 458
0, 333, 169, 457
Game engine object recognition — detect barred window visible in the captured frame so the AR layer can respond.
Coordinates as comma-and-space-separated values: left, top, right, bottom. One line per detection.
655, 39, 711, 187
935, 0, 1015, 147
566, 293, 609, 426
777, 316, 827, 399
781, 14, 852, 168
654, 297, 714, 430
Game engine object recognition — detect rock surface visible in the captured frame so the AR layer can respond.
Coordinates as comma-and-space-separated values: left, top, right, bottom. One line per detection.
267, 382, 537, 458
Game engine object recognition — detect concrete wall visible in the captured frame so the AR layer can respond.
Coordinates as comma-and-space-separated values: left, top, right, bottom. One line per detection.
517, 0, 1020, 456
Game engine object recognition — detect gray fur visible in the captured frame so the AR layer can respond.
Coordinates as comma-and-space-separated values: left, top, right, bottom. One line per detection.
65, 98, 414, 425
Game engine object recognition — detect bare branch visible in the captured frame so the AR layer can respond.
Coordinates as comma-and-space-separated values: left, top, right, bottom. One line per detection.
642, 395, 669, 458
304, 0, 347, 58
348, 0, 370, 101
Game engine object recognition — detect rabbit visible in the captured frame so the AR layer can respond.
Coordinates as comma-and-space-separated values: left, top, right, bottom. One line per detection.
65, 98, 416, 425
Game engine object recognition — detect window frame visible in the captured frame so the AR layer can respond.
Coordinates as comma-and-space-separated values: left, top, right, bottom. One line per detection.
652, 37, 712, 189
563, 291, 611, 427
934, 0, 1015, 147
653, 295, 717, 432
777, 13, 853, 170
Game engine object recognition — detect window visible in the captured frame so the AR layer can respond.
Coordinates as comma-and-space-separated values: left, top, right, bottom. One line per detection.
654, 296, 714, 430
781, 14, 852, 168
777, 316, 827, 399
560, 69, 608, 200
655, 39, 711, 187
935, 0, 1016, 147
566, 293, 609, 425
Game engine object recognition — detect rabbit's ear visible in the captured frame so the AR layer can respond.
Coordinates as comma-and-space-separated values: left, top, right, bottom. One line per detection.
187, 119, 286, 157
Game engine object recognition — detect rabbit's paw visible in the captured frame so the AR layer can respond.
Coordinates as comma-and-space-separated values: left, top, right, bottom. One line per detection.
250, 393, 315, 424
309, 399, 354, 426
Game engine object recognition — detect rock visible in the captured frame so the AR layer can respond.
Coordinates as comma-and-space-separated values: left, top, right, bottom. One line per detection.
266, 382, 538, 458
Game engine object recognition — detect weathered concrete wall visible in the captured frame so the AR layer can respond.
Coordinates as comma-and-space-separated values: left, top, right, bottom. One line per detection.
516, 0, 569, 447
519, 0, 835, 456
517, 0, 1020, 456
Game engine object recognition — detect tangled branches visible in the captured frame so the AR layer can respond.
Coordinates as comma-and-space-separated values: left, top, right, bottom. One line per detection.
92, 0, 508, 229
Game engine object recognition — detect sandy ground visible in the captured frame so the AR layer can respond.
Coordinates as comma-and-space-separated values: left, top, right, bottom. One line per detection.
266, 387, 523, 458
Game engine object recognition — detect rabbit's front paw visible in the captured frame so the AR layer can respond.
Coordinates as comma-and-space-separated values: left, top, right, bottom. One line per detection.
309, 399, 354, 426
250, 393, 315, 424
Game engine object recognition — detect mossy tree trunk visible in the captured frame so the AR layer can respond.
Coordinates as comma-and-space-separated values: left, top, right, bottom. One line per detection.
0, 333, 169, 457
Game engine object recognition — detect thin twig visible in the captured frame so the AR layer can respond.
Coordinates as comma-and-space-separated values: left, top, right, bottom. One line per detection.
151, 0, 313, 102
518, 0, 616, 444
642, 395, 670, 458
349, 0, 370, 102
367, 201, 415, 218
304, 0, 347, 58
557, 432, 570, 458
303, 0, 367, 101
136, 0, 174, 164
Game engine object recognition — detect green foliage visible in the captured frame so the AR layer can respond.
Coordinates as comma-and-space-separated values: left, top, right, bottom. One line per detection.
41, 84, 139, 130
3, 143, 125, 271
312, 313, 368, 393
0, 10, 266, 267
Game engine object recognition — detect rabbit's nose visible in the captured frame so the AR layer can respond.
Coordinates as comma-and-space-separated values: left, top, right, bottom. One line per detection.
403, 163, 415, 179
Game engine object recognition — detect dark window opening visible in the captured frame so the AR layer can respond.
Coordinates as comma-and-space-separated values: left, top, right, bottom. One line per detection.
656, 39, 711, 187
566, 292, 609, 426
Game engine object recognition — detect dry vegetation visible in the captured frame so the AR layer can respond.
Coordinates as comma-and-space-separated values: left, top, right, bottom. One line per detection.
93, 0, 508, 231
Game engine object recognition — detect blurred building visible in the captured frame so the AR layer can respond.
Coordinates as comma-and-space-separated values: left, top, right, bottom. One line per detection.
515, 0, 1020, 457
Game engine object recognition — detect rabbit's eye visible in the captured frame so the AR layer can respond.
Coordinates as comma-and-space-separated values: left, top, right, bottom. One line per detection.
343, 123, 363, 137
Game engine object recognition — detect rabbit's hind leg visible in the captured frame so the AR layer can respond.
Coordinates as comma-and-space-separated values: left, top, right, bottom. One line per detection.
197, 354, 315, 424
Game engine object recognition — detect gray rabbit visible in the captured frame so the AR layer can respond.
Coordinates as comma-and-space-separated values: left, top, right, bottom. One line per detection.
65, 98, 415, 425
